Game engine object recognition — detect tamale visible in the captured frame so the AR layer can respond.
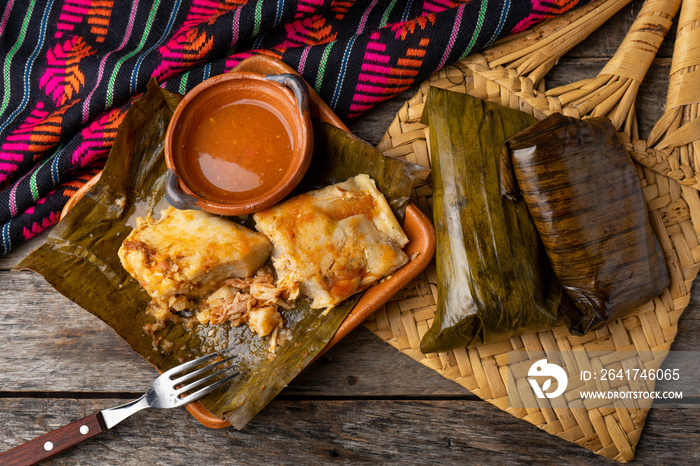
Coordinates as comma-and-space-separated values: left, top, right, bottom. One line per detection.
17, 79, 422, 428
253, 174, 409, 310
505, 113, 670, 335
419, 88, 560, 353
118, 207, 272, 302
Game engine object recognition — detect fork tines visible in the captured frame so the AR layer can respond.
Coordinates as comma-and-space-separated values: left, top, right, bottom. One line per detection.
166, 348, 239, 407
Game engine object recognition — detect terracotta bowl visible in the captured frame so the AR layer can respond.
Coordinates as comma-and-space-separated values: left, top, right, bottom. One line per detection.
164, 71, 313, 216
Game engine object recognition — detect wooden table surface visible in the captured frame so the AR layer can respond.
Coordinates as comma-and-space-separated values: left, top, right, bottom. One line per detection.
1, 2, 699, 464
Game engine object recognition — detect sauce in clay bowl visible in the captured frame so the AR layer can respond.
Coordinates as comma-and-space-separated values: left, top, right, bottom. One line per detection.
165, 71, 313, 216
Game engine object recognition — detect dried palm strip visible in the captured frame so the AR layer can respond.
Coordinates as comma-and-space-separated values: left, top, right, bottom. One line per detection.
643, 0, 700, 189
545, 0, 681, 136
379, 0, 677, 154
441, 0, 636, 120
379, 0, 634, 151
485, 0, 634, 87
370, 1, 690, 462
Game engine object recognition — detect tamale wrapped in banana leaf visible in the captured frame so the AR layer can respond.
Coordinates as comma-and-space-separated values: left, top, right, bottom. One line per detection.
17, 79, 421, 429
504, 113, 669, 335
419, 88, 560, 353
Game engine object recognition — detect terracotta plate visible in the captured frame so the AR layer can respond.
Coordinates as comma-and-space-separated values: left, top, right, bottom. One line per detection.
62, 55, 436, 429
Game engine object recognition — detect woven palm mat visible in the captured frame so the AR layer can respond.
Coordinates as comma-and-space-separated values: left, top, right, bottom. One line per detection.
362, 0, 695, 462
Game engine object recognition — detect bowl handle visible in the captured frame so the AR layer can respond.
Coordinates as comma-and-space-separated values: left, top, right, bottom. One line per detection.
265, 73, 310, 114
165, 169, 200, 210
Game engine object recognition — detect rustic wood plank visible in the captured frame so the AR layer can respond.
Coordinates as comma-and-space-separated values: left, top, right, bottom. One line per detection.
561, 0, 676, 60
346, 86, 419, 145
0, 269, 697, 399
635, 58, 674, 139
0, 271, 469, 395
0, 397, 696, 465
0, 271, 158, 392
0, 230, 48, 271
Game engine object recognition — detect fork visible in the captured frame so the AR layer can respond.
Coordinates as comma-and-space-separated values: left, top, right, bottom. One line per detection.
0, 349, 239, 466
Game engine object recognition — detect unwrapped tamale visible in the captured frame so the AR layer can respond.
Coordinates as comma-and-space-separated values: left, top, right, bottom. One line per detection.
505, 113, 669, 335
118, 207, 272, 302
17, 80, 424, 429
419, 89, 560, 353
253, 174, 409, 310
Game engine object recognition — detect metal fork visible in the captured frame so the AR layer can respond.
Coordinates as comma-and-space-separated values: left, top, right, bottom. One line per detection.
0, 348, 239, 466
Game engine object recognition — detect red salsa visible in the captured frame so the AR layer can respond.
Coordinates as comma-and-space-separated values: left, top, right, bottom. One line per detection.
186, 100, 293, 202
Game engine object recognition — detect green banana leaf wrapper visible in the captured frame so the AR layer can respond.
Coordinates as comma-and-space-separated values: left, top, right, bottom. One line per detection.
18, 79, 422, 429
419, 88, 560, 353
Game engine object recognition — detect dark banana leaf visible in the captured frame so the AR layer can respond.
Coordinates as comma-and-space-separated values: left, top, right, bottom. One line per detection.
17, 79, 420, 429
298, 120, 426, 223
419, 88, 560, 353
505, 113, 669, 335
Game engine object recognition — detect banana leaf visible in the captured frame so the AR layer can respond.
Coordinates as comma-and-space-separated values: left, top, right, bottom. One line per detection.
419, 88, 560, 353
505, 113, 670, 335
298, 120, 426, 221
17, 79, 420, 429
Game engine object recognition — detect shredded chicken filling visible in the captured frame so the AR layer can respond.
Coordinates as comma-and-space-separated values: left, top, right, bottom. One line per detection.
145, 267, 295, 352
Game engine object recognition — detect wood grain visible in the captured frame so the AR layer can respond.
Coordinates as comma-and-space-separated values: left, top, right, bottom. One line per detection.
0, 397, 697, 465
0, 272, 469, 396
0, 411, 106, 466
3, 268, 694, 394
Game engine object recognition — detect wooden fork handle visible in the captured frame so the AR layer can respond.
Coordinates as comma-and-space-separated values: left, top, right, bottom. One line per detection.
0, 412, 107, 466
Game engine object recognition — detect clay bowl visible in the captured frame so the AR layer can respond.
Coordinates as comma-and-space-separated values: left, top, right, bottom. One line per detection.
164, 71, 313, 216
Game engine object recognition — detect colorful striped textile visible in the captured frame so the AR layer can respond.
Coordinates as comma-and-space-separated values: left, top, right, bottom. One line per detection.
0, 0, 591, 255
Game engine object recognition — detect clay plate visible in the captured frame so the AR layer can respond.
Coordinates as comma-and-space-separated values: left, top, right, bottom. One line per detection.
62, 55, 436, 429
